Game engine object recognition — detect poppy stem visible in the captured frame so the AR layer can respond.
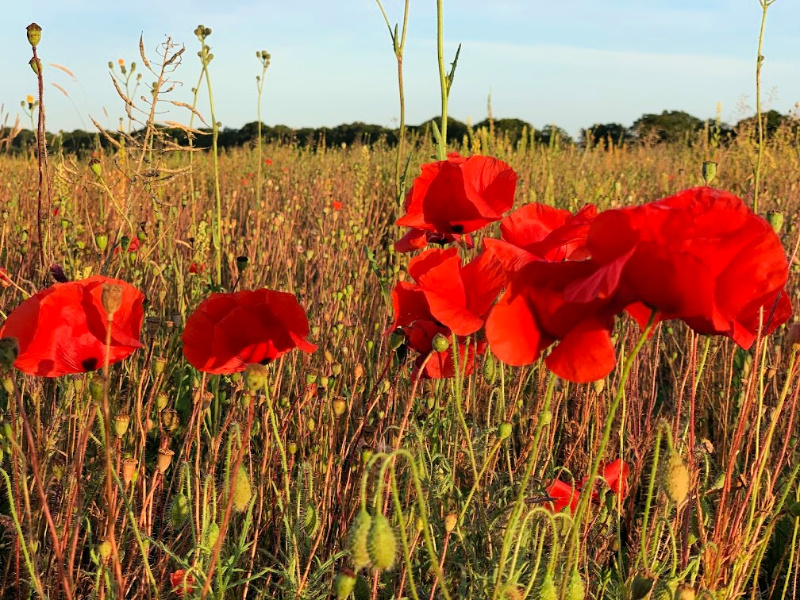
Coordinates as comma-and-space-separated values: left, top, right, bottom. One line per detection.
435, 0, 448, 160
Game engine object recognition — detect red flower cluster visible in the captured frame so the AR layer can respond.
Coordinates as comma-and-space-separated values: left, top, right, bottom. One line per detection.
393, 151, 793, 383
546, 459, 630, 514
395, 154, 517, 252
0, 275, 144, 376
181, 288, 317, 374
388, 248, 504, 378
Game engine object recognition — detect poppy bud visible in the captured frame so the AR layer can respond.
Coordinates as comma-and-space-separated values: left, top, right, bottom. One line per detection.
89, 375, 104, 403
101, 283, 124, 321
170, 492, 191, 528
2, 377, 13, 394
367, 512, 396, 571
204, 522, 219, 549
244, 363, 268, 392
630, 575, 654, 599
89, 158, 102, 178
498, 422, 512, 440
26, 23, 42, 47
0, 337, 20, 370
347, 508, 372, 571
483, 351, 496, 384
675, 584, 696, 600
389, 331, 405, 351
98, 540, 112, 563
156, 448, 174, 473
114, 412, 130, 438
444, 512, 457, 533
651, 578, 677, 600
333, 570, 356, 600
121, 457, 138, 485
537, 573, 558, 600
95, 233, 108, 251
766, 211, 784, 234
161, 408, 180, 432
432, 333, 450, 353
662, 451, 690, 505
29, 57, 41, 75
566, 569, 585, 600
231, 465, 252, 512
701, 161, 717, 185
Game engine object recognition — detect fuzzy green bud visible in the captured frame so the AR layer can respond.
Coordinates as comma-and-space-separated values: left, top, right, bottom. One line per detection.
95, 233, 108, 251
498, 422, 512, 440
333, 570, 357, 600
652, 578, 677, 600
204, 522, 219, 550
663, 452, 690, 505
483, 351, 496, 385
347, 509, 372, 571
169, 493, 191, 529
537, 573, 558, 600
231, 465, 252, 512
367, 512, 397, 571
566, 569, 585, 600
89, 375, 104, 403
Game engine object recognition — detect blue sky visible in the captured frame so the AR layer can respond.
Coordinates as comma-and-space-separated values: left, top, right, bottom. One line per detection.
1, 1, 799, 137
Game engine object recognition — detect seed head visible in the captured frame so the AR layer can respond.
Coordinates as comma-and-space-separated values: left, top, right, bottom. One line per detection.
156, 448, 174, 474
121, 458, 138, 485
26, 23, 42, 47
114, 412, 130, 438
244, 363, 268, 393
101, 283, 124, 321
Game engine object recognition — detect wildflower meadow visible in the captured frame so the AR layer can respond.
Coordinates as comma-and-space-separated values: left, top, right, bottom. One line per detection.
0, 3, 799, 600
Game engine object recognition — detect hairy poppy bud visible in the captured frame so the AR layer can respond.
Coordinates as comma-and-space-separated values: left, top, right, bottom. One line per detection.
333, 570, 356, 600
651, 578, 677, 600
498, 422, 512, 440
537, 573, 558, 600
170, 492, 191, 528
444, 512, 457, 533
26, 23, 42, 47
566, 569, 585, 600
232, 465, 252, 512
98, 540, 112, 563
347, 509, 372, 571
367, 512, 397, 571
483, 351, 496, 384
662, 452, 690, 505
675, 584, 696, 600
631, 575, 654, 600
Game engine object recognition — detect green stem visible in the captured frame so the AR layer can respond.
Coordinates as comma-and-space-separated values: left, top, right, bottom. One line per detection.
435, 0, 448, 160
202, 58, 223, 287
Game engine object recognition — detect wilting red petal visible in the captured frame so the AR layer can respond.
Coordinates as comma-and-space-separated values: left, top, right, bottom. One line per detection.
0, 275, 144, 377
182, 289, 316, 374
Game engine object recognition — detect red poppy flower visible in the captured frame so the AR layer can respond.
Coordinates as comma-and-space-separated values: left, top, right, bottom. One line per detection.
396, 154, 518, 238
486, 259, 619, 383
265, 158, 273, 166
0, 275, 144, 377
484, 204, 596, 272
545, 479, 580, 514
580, 459, 631, 501
389, 248, 506, 337
182, 289, 317, 374
332, 200, 343, 211
170, 570, 195, 597
189, 262, 205, 274
402, 319, 486, 379
566, 187, 792, 348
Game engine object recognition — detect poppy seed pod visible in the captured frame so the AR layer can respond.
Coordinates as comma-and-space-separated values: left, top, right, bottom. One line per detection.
26, 23, 42, 47
101, 283, 124, 320
156, 448, 174, 474
243, 363, 268, 392
121, 458, 138, 485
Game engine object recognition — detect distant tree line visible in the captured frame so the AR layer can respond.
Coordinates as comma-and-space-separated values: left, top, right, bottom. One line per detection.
0, 109, 796, 157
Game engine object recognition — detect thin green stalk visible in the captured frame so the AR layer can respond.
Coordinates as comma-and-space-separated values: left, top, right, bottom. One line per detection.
0, 468, 45, 598
753, 0, 776, 214
435, 0, 448, 160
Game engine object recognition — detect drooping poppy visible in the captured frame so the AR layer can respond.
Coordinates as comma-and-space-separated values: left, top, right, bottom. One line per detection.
389, 248, 506, 337
0, 275, 144, 377
181, 288, 317, 374
396, 153, 518, 239
486, 259, 620, 383
566, 187, 792, 348
484, 203, 597, 272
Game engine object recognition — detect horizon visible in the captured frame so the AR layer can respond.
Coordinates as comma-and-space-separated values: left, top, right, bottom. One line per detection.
1, 1, 799, 139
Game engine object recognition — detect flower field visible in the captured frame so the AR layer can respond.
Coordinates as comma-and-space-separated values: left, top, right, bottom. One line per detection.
0, 13, 799, 600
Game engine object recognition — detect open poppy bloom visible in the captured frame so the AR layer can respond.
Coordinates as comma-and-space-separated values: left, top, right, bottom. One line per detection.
182, 288, 317, 374
566, 187, 792, 348
486, 259, 620, 383
0, 275, 144, 377
396, 153, 518, 241
545, 479, 581, 514
546, 459, 629, 514
484, 203, 597, 272
170, 569, 195, 597
580, 459, 631, 501
389, 248, 506, 337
